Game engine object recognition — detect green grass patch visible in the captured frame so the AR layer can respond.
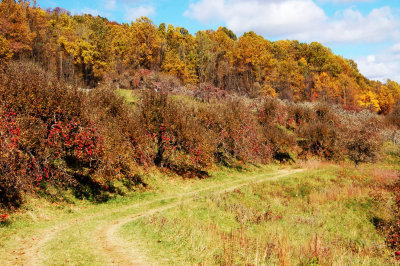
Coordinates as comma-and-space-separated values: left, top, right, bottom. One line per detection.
0, 164, 280, 265
115, 89, 140, 105
121, 165, 397, 265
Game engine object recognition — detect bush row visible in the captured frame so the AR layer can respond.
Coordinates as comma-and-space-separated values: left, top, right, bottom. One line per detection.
0, 61, 392, 208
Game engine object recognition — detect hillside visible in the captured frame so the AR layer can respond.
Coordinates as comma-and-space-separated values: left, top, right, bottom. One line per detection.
1, 0, 400, 113
1, 0, 400, 263
0, 0, 399, 208
0, 0, 399, 211
0, 0, 400, 265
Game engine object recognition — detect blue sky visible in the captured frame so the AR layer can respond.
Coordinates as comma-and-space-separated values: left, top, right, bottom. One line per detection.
36, 0, 400, 83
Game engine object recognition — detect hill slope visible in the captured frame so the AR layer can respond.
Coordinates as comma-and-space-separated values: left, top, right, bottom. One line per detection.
1, 0, 400, 113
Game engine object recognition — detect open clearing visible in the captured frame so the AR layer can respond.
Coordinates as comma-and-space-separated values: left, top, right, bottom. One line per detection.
121, 165, 398, 265
1, 167, 303, 265
1, 163, 398, 265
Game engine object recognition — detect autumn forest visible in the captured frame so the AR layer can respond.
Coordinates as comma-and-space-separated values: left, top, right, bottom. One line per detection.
1, 0, 400, 112
0, 0, 399, 223
2, 0, 400, 264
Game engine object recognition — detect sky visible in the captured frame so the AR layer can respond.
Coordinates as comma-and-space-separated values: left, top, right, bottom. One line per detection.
35, 0, 400, 83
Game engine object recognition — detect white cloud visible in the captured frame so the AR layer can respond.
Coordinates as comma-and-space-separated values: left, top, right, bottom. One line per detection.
185, 0, 326, 36
75, 8, 102, 16
184, 0, 225, 24
124, 5, 155, 22
389, 43, 400, 54
105, 0, 152, 11
105, 0, 117, 10
318, 0, 373, 3
357, 43, 400, 83
184, 0, 399, 44
301, 6, 400, 43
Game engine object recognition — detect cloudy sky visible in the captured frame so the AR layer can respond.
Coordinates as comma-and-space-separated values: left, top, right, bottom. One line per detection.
36, 0, 400, 83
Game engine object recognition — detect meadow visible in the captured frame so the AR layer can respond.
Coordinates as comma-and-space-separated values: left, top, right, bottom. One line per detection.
121, 162, 400, 265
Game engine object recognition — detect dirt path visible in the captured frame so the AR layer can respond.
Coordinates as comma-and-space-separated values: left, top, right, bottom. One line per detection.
5, 168, 303, 265
11, 221, 74, 266
95, 169, 303, 265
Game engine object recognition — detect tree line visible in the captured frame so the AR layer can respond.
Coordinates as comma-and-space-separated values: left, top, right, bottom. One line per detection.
1, 0, 399, 114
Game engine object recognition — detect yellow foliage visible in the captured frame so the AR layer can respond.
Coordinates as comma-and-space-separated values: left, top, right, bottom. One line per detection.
313, 72, 339, 101
387, 79, 400, 103
377, 85, 395, 114
0, 0, 34, 55
234, 31, 275, 82
261, 85, 278, 98
0, 35, 13, 65
298, 57, 308, 67
358, 91, 381, 112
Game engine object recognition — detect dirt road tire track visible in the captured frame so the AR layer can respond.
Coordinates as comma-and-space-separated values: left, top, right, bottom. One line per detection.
95, 169, 303, 265
6, 168, 303, 265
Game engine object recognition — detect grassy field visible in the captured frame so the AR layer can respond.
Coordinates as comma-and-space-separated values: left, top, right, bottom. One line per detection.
121, 163, 399, 265
1, 154, 399, 265
1, 164, 296, 265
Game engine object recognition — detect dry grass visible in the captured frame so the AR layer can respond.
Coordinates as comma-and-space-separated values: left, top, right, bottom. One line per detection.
369, 168, 399, 184
121, 164, 398, 265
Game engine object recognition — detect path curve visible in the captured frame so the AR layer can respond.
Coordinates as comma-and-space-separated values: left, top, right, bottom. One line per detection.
95, 169, 303, 265
6, 168, 303, 265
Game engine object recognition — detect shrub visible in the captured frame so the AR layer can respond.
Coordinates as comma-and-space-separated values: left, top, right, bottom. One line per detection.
0, 107, 25, 208
258, 97, 286, 125
381, 178, 400, 260
137, 90, 212, 176
0, 60, 392, 209
388, 102, 400, 129
194, 82, 227, 103
83, 87, 139, 181
203, 99, 263, 164
289, 103, 343, 159
258, 98, 296, 162
262, 125, 297, 162
344, 123, 383, 165
298, 121, 341, 159
335, 108, 384, 164
0, 61, 121, 207
0, 61, 83, 122
287, 103, 314, 127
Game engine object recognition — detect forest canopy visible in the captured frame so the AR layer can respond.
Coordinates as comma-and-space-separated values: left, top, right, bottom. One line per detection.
1, 0, 399, 114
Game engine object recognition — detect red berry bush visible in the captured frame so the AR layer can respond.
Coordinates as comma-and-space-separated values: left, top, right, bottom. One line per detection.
381, 179, 400, 260
0, 60, 388, 210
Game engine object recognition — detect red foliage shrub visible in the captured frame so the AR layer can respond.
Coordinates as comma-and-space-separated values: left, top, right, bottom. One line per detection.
290, 103, 343, 159
0, 61, 111, 207
0, 213, 9, 223
197, 98, 264, 165
287, 103, 314, 127
194, 82, 227, 103
0, 107, 25, 207
80, 87, 140, 181
298, 121, 340, 159
257, 98, 296, 162
336, 108, 384, 164
381, 178, 400, 260
343, 123, 382, 165
0, 60, 389, 209
137, 91, 212, 176
46, 120, 104, 166
388, 102, 400, 129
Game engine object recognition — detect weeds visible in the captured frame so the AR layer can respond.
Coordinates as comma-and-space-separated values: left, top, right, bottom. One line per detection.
125, 165, 398, 264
